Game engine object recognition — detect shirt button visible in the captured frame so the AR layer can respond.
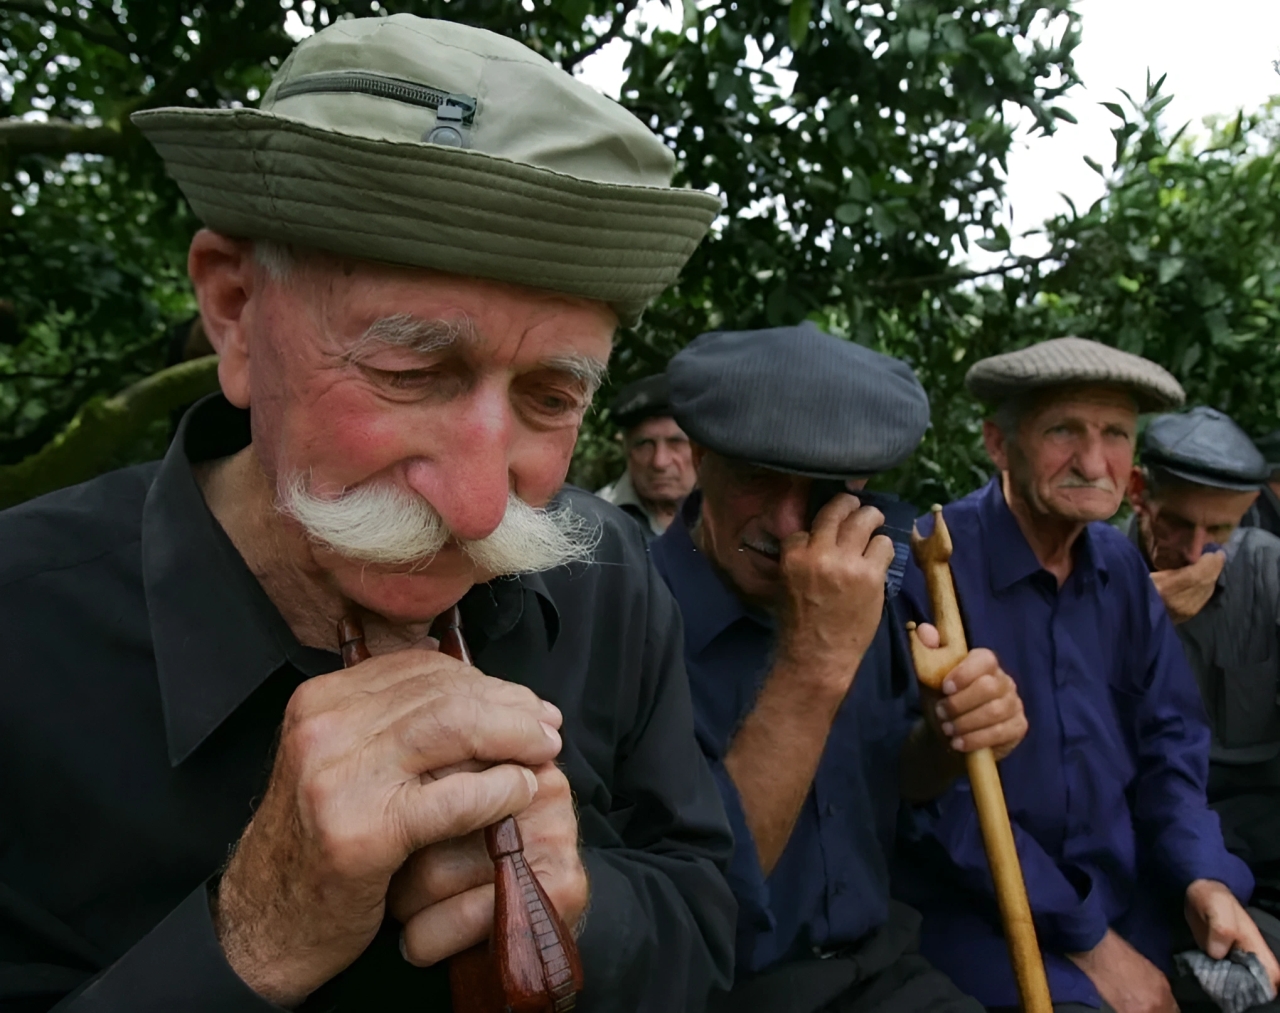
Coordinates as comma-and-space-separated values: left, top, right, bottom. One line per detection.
824, 802, 839, 817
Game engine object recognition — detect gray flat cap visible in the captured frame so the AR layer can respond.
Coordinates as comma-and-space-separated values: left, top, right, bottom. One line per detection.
610, 374, 671, 430
1143, 407, 1270, 491
668, 322, 930, 479
966, 336, 1185, 412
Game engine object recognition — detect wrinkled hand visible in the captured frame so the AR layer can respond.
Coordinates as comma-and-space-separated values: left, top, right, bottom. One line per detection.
914, 627, 1027, 761
1185, 879, 1280, 990
1150, 551, 1225, 624
212, 649, 563, 1007
1069, 928, 1179, 1013
776, 494, 895, 696
389, 760, 587, 967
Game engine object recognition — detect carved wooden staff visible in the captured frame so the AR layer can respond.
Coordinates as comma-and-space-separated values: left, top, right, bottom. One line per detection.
906, 506, 1052, 1013
338, 607, 583, 1013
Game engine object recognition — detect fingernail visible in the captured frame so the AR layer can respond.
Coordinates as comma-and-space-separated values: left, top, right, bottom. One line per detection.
540, 721, 562, 748
542, 700, 563, 724
941, 721, 954, 736
935, 703, 948, 720
522, 767, 539, 795
951, 737, 964, 751
399, 931, 409, 961
942, 680, 956, 695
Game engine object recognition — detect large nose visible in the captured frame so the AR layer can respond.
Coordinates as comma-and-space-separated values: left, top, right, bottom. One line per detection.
403, 381, 512, 542
764, 478, 809, 540
1075, 431, 1110, 480
1186, 526, 1211, 564
651, 440, 675, 471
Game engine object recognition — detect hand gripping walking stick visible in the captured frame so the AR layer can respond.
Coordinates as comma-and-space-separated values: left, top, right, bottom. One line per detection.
338, 608, 583, 1013
906, 506, 1052, 1013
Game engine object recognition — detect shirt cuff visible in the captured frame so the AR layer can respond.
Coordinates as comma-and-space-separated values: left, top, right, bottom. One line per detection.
1161, 839, 1255, 904
708, 760, 773, 934
56, 882, 286, 1012
1033, 865, 1111, 955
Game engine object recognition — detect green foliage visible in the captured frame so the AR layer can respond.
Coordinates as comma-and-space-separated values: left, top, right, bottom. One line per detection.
32, 0, 1247, 511
1017, 82, 1280, 437
879, 77, 1280, 507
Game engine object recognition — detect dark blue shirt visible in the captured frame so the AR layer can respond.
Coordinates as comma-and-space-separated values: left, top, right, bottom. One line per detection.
650, 494, 917, 976
899, 477, 1253, 1009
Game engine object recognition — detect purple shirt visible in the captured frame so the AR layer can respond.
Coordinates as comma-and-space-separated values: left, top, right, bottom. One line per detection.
898, 476, 1253, 1008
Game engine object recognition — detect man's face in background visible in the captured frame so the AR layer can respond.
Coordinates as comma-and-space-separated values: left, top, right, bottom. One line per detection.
1128, 470, 1258, 570
626, 416, 696, 506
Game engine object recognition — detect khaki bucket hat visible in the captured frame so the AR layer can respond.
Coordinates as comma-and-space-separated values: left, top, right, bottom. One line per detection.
133, 15, 722, 326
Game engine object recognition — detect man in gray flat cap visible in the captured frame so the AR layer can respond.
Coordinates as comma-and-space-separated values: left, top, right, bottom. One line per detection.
898, 337, 1280, 1013
1128, 407, 1280, 943
595, 374, 695, 538
0, 15, 736, 1013
650, 322, 1029, 1013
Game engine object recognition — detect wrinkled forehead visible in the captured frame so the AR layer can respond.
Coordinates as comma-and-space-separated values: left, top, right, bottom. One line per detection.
274, 248, 616, 367
1023, 383, 1139, 426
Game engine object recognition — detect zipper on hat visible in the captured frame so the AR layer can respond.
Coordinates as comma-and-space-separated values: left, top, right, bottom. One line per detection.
273, 70, 476, 147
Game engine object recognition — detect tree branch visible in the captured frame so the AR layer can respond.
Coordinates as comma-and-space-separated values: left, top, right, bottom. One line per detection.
0, 0, 132, 54
560, 0, 640, 74
0, 355, 220, 509
868, 253, 1058, 290
0, 117, 125, 157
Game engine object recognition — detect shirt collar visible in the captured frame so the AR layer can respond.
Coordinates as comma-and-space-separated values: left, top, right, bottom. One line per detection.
143, 394, 559, 767
661, 491, 769, 657
978, 474, 1109, 593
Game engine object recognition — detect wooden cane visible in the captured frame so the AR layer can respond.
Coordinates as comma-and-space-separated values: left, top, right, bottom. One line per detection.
906, 505, 1053, 1013
337, 609, 583, 1013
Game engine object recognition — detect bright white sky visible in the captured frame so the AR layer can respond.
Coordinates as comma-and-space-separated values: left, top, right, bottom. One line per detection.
576, 0, 1280, 264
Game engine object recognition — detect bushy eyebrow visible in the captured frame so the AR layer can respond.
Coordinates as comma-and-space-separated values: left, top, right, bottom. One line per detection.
344, 313, 477, 364
542, 353, 608, 397
344, 313, 608, 396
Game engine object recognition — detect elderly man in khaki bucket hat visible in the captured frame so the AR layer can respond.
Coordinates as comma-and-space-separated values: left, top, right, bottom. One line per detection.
0, 15, 735, 1013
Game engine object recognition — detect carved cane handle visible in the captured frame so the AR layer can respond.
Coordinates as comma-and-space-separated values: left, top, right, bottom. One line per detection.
337, 608, 583, 1012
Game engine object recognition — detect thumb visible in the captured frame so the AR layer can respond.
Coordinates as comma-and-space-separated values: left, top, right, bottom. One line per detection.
1202, 911, 1233, 960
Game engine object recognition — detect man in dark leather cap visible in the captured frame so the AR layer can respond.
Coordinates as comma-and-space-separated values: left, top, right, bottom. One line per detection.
1129, 407, 1280, 931
651, 322, 1030, 1013
596, 373, 695, 537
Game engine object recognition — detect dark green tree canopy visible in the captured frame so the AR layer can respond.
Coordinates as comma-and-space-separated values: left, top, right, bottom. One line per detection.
22, 0, 1224, 509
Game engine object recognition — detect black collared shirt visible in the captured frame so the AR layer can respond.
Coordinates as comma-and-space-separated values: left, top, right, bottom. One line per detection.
0, 396, 735, 1013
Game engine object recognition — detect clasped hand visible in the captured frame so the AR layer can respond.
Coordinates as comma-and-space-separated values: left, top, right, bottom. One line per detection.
212, 648, 587, 1006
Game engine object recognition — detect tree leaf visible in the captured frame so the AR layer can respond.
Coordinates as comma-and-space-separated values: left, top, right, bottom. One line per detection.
834, 203, 864, 225
789, 0, 811, 49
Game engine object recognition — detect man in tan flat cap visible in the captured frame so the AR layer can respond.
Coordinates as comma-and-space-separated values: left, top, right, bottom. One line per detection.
899, 338, 1280, 1013
0, 15, 735, 1013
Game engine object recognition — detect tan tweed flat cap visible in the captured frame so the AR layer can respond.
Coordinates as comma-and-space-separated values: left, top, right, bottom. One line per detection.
965, 336, 1185, 412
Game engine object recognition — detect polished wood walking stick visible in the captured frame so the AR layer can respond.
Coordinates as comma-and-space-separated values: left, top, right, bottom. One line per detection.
906, 505, 1052, 1013
338, 607, 583, 1013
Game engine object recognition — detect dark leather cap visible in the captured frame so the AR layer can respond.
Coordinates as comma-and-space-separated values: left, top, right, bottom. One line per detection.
609, 374, 671, 430
668, 322, 929, 479
1142, 406, 1270, 491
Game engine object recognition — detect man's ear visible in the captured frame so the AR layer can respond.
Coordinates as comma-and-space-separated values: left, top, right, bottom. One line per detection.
188, 229, 257, 409
690, 442, 707, 473
982, 419, 1009, 472
1127, 467, 1150, 515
